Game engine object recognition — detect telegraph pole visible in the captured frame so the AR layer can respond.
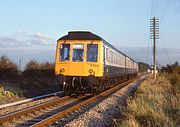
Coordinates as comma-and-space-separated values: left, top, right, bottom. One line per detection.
150, 17, 159, 80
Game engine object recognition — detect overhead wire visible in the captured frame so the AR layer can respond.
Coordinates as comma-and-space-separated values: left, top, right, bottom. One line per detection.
154, 0, 161, 67
150, 0, 180, 66
160, 0, 170, 26
160, 35, 171, 64
163, 5, 180, 33
156, 0, 169, 66
149, 0, 154, 66
155, 0, 161, 17
148, 0, 152, 65
150, 39, 153, 66
150, 0, 158, 66
146, 38, 150, 65
150, 0, 160, 67
156, 39, 159, 68
151, 0, 154, 17
154, 0, 158, 17
159, 4, 180, 65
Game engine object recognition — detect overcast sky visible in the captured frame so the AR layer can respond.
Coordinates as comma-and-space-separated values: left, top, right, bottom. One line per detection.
0, 0, 180, 68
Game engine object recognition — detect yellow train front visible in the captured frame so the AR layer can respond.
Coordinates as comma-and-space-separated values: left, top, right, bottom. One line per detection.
55, 31, 138, 95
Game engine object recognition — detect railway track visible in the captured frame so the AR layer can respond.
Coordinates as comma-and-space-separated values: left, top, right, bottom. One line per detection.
0, 78, 137, 127
0, 91, 63, 110
0, 92, 65, 117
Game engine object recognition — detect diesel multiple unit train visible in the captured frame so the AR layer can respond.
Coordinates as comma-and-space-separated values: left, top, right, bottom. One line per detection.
55, 31, 139, 95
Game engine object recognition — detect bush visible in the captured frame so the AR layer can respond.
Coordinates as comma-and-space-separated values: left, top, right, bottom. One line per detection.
0, 55, 18, 70
138, 62, 151, 72
40, 62, 55, 70
24, 59, 40, 70
161, 62, 180, 92
0, 56, 19, 80
161, 62, 179, 74
23, 60, 55, 77
25, 60, 54, 70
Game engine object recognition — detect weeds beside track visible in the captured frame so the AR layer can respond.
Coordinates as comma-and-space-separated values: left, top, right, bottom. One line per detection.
116, 74, 179, 127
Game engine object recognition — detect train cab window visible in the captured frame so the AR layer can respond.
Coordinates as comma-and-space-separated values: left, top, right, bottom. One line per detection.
72, 44, 84, 62
87, 44, 98, 62
60, 44, 70, 61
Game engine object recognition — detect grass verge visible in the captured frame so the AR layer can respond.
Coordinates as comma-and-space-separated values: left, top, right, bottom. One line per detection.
116, 74, 179, 127
0, 82, 23, 104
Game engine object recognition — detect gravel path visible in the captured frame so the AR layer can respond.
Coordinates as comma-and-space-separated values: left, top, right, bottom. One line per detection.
61, 76, 147, 127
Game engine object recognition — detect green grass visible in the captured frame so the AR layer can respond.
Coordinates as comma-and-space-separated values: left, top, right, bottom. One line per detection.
116, 74, 179, 127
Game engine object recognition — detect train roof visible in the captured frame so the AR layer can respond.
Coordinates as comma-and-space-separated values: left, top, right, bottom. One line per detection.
57, 31, 138, 63
58, 31, 102, 41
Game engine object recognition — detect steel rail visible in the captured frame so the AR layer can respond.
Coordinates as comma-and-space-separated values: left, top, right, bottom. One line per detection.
0, 96, 70, 125
31, 79, 134, 127
0, 91, 64, 109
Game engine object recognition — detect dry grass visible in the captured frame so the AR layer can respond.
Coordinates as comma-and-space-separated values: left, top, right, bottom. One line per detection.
0, 82, 23, 104
116, 74, 179, 127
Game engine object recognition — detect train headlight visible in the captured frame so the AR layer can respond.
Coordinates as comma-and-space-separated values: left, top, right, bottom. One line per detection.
60, 68, 65, 73
89, 69, 93, 74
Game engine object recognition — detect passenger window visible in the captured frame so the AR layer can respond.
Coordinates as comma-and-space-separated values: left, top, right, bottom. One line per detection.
106, 48, 108, 62
60, 44, 70, 61
87, 44, 98, 62
110, 51, 113, 64
73, 44, 84, 62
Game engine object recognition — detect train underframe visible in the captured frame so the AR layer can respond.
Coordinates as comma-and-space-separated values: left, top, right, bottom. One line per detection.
57, 73, 137, 96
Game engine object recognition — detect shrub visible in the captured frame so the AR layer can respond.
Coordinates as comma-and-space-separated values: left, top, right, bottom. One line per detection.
24, 59, 40, 70
0, 56, 19, 80
0, 55, 18, 70
161, 62, 180, 92
40, 62, 55, 70
24, 60, 54, 70
23, 60, 55, 77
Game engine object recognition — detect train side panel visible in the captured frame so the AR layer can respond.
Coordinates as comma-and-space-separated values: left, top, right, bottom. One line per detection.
125, 57, 138, 74
103, 43, 126, 76
102, 42, 138, 77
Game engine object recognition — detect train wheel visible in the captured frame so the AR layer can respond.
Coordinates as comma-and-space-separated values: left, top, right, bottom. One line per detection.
98, 84, 103, 92
74, 78, 81, 96
90, 86, 96, 96
63, 83, 71, 95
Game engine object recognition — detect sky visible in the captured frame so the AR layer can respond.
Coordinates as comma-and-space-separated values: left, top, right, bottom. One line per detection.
0, 0, 180, 68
